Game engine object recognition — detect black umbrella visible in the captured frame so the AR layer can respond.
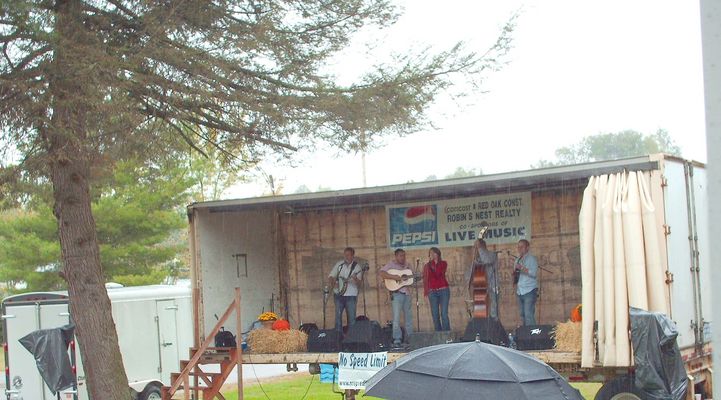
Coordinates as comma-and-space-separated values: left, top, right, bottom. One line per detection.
364, 338, 582, 400
19, 323, 76, 395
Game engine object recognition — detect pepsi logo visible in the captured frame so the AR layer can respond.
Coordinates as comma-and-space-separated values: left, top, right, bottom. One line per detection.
403, 205, 436, 225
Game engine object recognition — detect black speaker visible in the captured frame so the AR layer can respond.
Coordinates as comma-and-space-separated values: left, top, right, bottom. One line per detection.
381, 325, 393, 349
380, 324, 406, 345
342, 320, 386, 352
307, 329, 342, 353
299, 323, 319, 335
515, 325, 555, 350
408, 331, 458, 350
462, 318, 507, 346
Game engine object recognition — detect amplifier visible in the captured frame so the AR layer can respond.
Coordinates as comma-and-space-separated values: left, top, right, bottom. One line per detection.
515, 324, 555, 350
461, 318, 506, 346
342, 320, 387, 353
307, 329, 342, 353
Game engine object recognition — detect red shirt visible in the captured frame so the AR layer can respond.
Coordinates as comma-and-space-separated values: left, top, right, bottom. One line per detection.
423, 260, 449, 296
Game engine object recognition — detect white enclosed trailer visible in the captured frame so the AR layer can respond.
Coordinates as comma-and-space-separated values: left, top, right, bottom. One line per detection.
2, 285, 192, 400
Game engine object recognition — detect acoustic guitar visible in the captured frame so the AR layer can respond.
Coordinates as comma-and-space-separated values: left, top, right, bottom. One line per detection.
383, 269, 419, 291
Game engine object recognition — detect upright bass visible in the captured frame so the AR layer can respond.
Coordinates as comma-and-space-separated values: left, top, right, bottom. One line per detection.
470, 227, 490, 318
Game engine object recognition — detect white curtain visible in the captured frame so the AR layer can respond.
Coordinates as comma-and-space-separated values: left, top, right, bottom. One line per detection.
580, 171, 669, 368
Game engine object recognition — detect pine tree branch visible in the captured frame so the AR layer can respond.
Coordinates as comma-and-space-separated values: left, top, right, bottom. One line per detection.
106, 0, 139, 19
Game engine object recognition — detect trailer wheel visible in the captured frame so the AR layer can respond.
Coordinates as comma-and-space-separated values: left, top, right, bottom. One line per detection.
595, 375, 647, 400
140, 384, 162, 400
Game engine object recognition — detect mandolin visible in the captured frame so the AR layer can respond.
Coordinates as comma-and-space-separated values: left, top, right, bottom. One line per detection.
507, 252, 521, 285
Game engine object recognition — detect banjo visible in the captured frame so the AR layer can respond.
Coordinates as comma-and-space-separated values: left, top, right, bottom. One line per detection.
335, 261, 368, 295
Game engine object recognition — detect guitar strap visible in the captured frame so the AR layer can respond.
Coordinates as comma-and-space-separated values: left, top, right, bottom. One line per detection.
336, 261, 357, 280
348, 261, 357, 279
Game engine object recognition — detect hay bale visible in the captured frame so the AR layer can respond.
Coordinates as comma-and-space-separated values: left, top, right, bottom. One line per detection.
552, 320, 582, 352
247, 329, 308, 354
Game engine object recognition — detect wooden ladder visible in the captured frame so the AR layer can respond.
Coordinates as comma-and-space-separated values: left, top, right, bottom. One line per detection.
162, 288, 243, 400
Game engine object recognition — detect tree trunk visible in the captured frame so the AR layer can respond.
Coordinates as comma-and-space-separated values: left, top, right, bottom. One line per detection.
48, 1, 131, 399
50, 142, 132, 400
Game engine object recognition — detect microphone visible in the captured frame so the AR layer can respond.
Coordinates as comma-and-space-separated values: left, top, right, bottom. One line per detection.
506, 250, 519, 259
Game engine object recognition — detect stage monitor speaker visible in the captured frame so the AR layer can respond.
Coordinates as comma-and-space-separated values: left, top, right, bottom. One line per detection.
307, 329, 342, 353
408, 331, 458, 350
342, 320, 387, 352
299, 323, 319, 335
515, 324, 555, 350
380, 324, 406, 345
462, 318, 507, 346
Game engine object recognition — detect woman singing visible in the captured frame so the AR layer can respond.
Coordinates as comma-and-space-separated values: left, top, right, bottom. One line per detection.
423, 247, 451, 331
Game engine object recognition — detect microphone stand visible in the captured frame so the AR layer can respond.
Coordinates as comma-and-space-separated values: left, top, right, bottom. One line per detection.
361, 263, 369, 317
493, 256, 500, 323
322, 286, 329, 329
415, 258, 421, 333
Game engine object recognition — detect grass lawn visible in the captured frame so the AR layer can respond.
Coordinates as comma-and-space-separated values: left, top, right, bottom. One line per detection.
223, 376, 601, 400
574, 382, 602, 399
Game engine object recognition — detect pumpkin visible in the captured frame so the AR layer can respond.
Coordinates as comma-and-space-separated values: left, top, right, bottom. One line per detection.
570, 304, 582, 322
272, 319, 291, 331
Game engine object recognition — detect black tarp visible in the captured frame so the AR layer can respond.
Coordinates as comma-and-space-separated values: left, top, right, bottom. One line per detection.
630, 307, 688, 400
19, 323, 76, 395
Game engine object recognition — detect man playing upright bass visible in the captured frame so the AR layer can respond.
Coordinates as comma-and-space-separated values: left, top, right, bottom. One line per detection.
469, 238, 500, 320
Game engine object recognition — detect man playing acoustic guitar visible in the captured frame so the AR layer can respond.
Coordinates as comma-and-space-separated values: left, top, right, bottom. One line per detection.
327, 247, 363, 332
380, 248, 415, 348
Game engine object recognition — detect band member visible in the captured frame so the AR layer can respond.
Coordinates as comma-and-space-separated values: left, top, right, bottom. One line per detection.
468, 239, 499, 319
423, 247, 450, 331
327, 247, 363, 332
380, 249, 414, 346
515, 239, 539, 325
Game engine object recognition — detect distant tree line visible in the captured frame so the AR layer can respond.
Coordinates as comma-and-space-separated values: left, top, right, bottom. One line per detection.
532, 129, 681, 168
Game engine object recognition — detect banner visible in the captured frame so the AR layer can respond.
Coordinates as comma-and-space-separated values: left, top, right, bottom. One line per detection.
337, 352, 388, 389
387, 192, 532, 248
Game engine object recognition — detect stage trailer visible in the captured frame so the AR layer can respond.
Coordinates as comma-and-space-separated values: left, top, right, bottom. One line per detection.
188, 155, 684, 341
178, 154, 712, 399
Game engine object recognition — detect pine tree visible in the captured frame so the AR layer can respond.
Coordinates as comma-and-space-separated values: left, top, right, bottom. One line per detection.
1, 1, 515, 397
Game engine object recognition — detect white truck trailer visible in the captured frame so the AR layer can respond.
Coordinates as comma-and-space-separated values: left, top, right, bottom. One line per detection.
183, 154, 711, 399
2, 285, 192, 400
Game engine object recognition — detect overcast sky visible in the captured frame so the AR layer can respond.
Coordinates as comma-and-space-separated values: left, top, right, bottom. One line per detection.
227, 0, 707, 198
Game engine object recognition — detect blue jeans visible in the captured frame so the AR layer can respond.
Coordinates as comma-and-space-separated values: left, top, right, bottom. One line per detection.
391, 292, 413, 343
517, 288, 538, 326
428, 288, 451, 331
334, 295, 357, 332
